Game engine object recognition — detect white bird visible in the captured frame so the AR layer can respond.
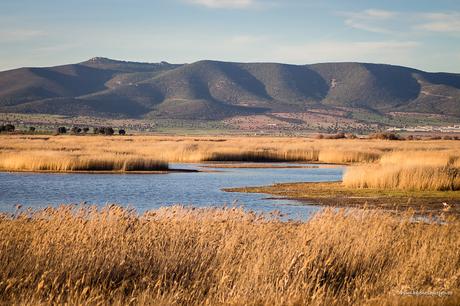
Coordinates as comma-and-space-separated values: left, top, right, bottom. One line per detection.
442, 202, 452, 211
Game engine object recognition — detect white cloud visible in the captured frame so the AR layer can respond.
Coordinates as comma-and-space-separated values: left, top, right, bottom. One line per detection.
344, 19, 391, 34
363, 9, 397, 19
185, 0, 256, 9
269, 40, 419, 64
228, 35, 268, 44
343, 9, 460, 36
34, 43, 80, 53
0, 29, 46, 42
341, 9, 397, 34
415, 12, 460, 34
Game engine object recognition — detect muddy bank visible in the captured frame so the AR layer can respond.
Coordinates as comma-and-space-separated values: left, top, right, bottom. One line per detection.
225, 182, 460, 216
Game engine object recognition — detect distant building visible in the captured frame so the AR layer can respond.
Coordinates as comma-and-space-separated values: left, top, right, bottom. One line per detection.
387, 125, 460, 133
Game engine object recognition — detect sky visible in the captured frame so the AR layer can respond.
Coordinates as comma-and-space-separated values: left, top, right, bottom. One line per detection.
1, 0, 460, 72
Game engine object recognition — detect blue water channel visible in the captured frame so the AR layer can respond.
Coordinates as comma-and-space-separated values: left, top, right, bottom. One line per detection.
0, 163, 343, 219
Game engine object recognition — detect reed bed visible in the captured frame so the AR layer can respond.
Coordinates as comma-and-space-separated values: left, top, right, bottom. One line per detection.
0, 205, 458, 305
0, 152, 168, 172
0, 135, 394, 166
343, 165, 460, 191
202, 148, 320, 162
379, 151, 460, 168
344, 150, 460, 191
318, 149, 381, 164
1, 135, 460, 188
1, 135, 451, 171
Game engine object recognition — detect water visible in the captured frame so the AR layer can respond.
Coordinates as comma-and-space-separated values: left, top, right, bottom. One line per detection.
0, 163, 343, 219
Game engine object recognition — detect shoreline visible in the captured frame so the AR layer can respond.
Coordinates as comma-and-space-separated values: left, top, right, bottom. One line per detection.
200, 162, 347, 169
0, 161, 343, 174
0, 168, 200, 174
225, 181, 460, 216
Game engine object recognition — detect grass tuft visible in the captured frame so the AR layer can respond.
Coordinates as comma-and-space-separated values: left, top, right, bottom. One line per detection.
344, 151, 460, 191
0, 205, 460, 305
0, 153, 168, 172
0, 205, 459, 305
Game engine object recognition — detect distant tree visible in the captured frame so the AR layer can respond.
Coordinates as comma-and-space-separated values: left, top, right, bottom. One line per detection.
7, 124, 15, 132
103, 127, 114, 135
29, 126, 36, 133
1, 124, 15, 132
314, 134, 324, 139
82, 127, 90, 134
91, 127, 114, 135
347, 133, 357, 139
71, 126, 80, 134
118, 129, 126, 135
323, 132, 346, 139
369, 132, 400, 140
56, 127, 67, 134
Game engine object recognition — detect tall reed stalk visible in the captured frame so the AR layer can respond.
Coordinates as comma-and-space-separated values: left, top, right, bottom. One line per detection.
0, 205, 458, 305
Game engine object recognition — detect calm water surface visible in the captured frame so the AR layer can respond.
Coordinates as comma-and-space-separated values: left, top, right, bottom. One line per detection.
0, 163, 343, 219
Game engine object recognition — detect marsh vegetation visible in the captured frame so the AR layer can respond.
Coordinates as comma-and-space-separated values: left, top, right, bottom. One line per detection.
343, 150, 460, 191
0, 135, 459, 186
1, 205, 459, 305
1, 135, 460, 305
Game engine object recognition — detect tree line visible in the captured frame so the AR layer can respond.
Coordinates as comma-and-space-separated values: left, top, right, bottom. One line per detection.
0, 124, 15, 132
0, 124, 126, 135
56, 126, 126, 135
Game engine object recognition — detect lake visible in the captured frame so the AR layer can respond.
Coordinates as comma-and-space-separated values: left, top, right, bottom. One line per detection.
0, 163, 343, 219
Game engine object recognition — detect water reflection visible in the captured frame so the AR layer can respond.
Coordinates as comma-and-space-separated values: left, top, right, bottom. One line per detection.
0, 163, 343, 219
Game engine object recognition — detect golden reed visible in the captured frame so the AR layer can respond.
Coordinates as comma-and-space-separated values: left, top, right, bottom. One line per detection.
0, 205, 459, 305
1, 135, 459, 190
1, 135, 459, 167
344, 151, 460, 190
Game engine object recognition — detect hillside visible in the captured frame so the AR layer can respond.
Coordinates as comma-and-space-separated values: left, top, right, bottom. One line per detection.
0, 58, 459, 120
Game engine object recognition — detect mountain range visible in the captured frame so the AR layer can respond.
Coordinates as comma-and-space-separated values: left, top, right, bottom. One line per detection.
1, 57, 459, 120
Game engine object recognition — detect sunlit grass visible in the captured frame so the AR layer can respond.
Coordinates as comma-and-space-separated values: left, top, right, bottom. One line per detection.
0, 205, 458, 305
1, 135, 460, 190
0, 152, 168, 172
344, 150, 460, 191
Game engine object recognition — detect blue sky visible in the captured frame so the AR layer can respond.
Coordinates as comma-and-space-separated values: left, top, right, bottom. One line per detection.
1, 0, 459, 72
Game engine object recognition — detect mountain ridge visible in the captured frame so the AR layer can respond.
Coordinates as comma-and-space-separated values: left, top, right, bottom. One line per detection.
0, 58, 459, 120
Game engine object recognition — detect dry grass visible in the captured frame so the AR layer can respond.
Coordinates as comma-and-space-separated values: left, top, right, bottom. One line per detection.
344, 166, 460, 191
0, 136, 179, 172
2, 135, 459, 170
0, 135, 393, 168
344, 151, 460, 191
1, 135, 460, 190
0, 205, 459, 305
227, 181, 460, 216
0, 152, 168, 172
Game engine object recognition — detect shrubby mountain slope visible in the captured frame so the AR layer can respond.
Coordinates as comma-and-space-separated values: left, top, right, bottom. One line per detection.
0, 57, 459, 119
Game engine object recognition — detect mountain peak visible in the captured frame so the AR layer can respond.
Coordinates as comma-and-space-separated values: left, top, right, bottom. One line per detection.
85, 57, 121, 64
82, 57, 173, 67
0, 59, 459, 121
